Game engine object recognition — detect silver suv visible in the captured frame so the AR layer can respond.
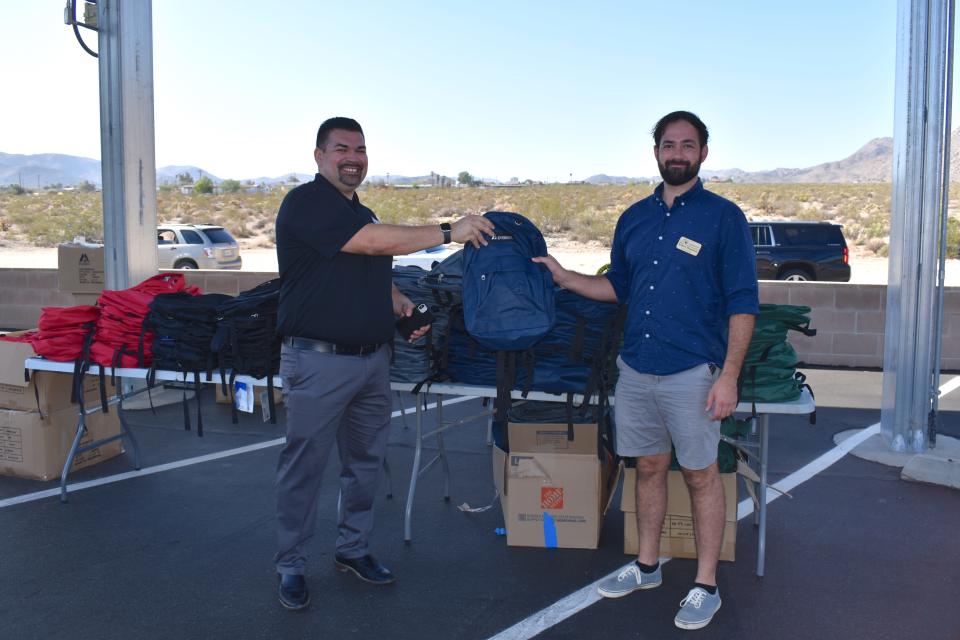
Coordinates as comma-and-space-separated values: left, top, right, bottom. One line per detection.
157, 224, 242, 270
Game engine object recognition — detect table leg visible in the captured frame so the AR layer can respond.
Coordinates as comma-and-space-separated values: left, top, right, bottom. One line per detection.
116, 393, 141, 470
403, 393, 424, 543
436, 395, 451, 502
751, 416, 759, 527
757, 414, 770, 577
59, 411, 87, 503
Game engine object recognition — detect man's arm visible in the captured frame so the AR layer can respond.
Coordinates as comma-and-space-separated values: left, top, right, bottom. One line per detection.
532, 255, 619, 303
705, 313, 755, 420
342, 214, 494, 256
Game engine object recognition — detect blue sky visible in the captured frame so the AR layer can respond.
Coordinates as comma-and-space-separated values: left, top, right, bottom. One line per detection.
2, 1, 948, 182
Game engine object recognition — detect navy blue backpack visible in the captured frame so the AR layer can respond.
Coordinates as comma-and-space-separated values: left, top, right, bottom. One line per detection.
461, 212, 555, 350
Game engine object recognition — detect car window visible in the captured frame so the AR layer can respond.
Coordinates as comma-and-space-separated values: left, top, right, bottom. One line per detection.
181, 229, 205, 244
200, 228, 235, 244
779, 225, 843, 246
157, 229, 178, 245
751, 225, 772, 247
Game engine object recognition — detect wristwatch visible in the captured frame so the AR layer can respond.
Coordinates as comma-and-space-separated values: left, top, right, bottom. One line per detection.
440, 222, 452, 244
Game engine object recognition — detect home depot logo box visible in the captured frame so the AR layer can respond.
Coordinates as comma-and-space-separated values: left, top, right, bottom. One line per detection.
491, 422, 618, 550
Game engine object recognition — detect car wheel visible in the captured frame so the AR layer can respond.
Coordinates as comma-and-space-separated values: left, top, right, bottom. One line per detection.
174, 260, 198, 270
779, 268, 813, 282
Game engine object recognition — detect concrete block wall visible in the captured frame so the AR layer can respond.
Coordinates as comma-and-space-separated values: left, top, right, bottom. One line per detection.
758, 281, 894, 369
1, 267, 958, 370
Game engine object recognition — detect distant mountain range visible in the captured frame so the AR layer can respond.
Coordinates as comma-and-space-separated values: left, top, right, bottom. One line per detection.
0, 153, 312, 188
589, 129, 960, 185
4, 132, 960, 188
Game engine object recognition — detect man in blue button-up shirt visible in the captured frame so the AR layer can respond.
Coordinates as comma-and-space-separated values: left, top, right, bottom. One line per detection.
535, 111, 758, 630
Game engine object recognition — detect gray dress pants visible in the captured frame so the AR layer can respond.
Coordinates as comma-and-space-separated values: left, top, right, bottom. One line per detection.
274, 343, 392, 575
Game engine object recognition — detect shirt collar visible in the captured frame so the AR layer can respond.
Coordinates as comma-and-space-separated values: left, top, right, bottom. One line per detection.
313, 173, 362, 208
653, 178, 705, 208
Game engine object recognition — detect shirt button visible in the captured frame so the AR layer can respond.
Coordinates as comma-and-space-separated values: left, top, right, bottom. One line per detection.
658, 236, 663, 240
666, 213, 671, 217
649, 285, 654, 290
645, 333, 650, 338
653, 260, 658, 265
645, 310, 650, 315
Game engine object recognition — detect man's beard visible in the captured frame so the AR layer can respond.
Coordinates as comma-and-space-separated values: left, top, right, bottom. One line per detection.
337, 163, 365, 187
658, 159, 700, 186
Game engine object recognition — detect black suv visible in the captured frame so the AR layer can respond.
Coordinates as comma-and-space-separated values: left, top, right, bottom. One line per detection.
749, 221, 851, 282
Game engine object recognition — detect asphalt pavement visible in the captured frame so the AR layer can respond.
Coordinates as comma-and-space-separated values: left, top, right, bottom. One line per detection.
1, 368, 958, 640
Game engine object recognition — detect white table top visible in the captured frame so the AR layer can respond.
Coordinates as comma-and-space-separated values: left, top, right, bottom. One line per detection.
25, 357, 815, 415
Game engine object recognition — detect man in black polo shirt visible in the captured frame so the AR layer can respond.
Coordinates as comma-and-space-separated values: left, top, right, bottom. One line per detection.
273, 117, 493, 610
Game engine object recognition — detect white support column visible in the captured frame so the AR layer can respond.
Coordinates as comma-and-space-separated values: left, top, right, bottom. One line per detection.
881, 0, 954, 452
98, 0, 158, 290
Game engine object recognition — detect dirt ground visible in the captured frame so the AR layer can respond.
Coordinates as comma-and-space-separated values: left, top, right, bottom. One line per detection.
1, 244, 958, 286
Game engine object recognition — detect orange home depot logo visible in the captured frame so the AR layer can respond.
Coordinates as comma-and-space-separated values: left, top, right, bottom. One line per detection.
540, 486, 564, 510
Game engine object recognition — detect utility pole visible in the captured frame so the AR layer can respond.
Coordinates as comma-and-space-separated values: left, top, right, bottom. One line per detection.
98, 0, 158, 290
881, 0, 955, 452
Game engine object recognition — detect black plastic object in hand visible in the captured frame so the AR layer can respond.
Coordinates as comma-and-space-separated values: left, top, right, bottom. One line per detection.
396, 303, 434, 340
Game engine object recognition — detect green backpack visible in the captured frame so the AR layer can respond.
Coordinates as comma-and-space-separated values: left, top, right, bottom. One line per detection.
739, 304, 816, 417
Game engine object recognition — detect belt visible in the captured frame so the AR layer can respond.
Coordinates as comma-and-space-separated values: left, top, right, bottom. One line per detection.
283, 336, 383, 356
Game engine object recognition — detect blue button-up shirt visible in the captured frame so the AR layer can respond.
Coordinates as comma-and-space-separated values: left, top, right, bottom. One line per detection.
604, 180, 759, 375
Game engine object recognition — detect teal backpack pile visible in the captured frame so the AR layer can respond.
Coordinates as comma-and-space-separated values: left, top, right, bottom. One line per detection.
739, 303, 816, 420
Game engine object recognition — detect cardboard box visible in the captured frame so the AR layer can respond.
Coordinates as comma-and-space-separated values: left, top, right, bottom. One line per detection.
0, 404, 122, 481
0, 332, 101, 413
492, 421, 619, 550
58, 243, 105, 293
621, 468, 738, 561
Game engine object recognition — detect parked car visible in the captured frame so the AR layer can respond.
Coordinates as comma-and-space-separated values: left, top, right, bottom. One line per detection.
392, 245, 458, 270
157, 224, 242, 270
749, 221, 850, 282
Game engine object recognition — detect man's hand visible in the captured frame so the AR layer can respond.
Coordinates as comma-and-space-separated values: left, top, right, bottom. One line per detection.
705, 373, 738, 421
450, 215, 495, 249
392, 288, 430, 342
531, 254, 570, 288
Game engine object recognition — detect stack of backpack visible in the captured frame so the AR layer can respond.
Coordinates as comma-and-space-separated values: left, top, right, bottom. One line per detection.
418, 212, 625, 426
390, 265, 449, 388
211, 278, 282, 424
0, 305, 101, 412
142, 291, 233, 435
739, 303, 816, 422
34, 305, 100, 363
91, 273, 200, 370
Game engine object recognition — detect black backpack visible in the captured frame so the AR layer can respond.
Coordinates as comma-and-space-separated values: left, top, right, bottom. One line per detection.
211, 279, 282, 424
141, 292, 233, 436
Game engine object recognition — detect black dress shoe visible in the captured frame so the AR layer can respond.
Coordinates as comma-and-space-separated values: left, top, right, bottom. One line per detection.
278, 573, 310, 610
334, 553, 396, 585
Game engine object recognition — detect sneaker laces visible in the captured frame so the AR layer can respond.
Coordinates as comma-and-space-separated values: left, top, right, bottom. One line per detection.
680, 588, 707, 609
617, 564, 642, 583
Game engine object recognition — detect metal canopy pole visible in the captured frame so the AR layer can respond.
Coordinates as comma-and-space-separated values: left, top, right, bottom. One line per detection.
98, 0, 158, 290
881, 0, 954, 452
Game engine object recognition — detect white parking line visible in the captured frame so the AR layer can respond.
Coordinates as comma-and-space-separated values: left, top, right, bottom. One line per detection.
0, 395, 477, 510
487, 375, 959, 640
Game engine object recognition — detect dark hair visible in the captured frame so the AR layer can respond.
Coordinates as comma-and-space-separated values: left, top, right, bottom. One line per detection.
316, 117, 364, 149
652, 111, 709, 147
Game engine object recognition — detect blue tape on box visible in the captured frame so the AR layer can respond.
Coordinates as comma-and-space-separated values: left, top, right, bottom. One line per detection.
543, 512, 557, 548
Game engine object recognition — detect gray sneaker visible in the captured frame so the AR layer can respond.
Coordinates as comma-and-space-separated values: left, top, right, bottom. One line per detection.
597, 562, 662, 598
674, 586, 722, 630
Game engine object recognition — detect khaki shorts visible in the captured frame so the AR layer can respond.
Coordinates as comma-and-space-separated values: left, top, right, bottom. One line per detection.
613, 357, 721, 470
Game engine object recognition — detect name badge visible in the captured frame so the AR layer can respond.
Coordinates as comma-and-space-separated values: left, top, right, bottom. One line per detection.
676, 236, 702, 257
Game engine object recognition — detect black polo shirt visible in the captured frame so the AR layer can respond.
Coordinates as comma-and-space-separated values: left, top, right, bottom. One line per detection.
275, 174, 393, 345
